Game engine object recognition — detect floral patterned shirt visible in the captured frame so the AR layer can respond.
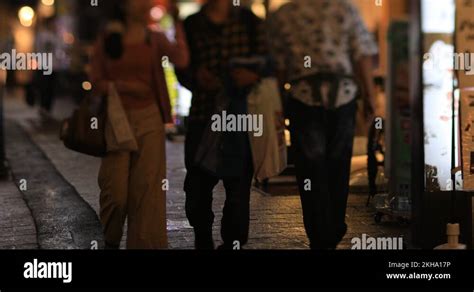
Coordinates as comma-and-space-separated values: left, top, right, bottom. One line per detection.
267, 0, 378, 108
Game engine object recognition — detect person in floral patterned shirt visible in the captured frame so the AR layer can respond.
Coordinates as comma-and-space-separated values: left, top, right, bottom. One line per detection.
268, 0, 378, 249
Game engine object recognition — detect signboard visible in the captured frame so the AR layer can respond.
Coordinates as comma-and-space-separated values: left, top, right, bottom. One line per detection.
456, 0, 474, 89
456, 0, 474, 190
422, 0, 457, 191
422, 0, 455, 34
460, 90, 474, 189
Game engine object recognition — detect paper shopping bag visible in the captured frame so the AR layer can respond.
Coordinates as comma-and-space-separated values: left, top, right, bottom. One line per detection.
106, 83, 138, 152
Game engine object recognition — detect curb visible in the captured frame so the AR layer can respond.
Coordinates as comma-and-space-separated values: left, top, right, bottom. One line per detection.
5, 119, 104, 249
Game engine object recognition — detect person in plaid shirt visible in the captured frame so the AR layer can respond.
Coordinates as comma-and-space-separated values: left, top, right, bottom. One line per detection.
177, 0, 267, 250
268, 0, 378, 249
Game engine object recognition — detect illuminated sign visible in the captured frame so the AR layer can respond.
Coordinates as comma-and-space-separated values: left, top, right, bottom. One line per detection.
422, 0, 458, 191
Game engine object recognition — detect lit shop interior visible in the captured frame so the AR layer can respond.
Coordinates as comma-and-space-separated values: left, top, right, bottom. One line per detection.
1, 0, 473, 249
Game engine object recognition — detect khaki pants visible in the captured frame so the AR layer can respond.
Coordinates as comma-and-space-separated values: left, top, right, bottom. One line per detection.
98, 104, 167, 249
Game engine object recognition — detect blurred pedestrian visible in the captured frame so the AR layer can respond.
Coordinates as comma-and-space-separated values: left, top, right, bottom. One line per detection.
90, 0, 189, 249
34, 16, 60, 117
268, 0, 378, 249
177, 0, 267, 250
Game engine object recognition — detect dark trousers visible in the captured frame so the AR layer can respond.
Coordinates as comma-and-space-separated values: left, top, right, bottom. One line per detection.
37, 72, 56, 112
184, 123, 254, 249
288, 98, 357, 249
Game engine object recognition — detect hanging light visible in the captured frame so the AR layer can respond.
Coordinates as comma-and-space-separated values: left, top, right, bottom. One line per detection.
18, 6, 35, 27
41, 0, 55, 6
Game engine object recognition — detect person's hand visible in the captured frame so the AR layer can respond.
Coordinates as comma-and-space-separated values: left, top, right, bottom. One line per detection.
165, 123, 176, 133
231, 68, 260, 88
196, 67, 220, 92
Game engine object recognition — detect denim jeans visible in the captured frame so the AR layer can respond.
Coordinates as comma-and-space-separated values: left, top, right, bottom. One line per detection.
37, 72, 56, 112
288, 98, 357, 249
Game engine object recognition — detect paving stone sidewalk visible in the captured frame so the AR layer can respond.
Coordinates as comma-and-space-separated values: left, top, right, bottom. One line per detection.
0, 179, 38, 249
4, 93, 409, 249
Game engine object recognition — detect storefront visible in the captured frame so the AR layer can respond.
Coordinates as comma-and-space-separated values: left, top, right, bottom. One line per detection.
327, 0, 473, 249
410, 0, 473, 249
251, 0, 473, 249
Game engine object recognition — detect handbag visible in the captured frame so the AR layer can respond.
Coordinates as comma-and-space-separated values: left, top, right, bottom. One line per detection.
60, 94, 107, 157
193, 88, 229, 176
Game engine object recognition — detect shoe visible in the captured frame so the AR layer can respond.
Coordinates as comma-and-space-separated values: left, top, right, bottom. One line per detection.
334, 224, 348, 246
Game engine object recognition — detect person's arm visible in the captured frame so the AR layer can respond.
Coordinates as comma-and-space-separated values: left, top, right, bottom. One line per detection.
174, 16, 196, 91
265, 11, 287, 87
154, 20, 190, 69
347, 2, 378, 121
354, 56, 376, 121
89, 37, 109, 97
174, 14, 223, 93
230, 10, 266, 88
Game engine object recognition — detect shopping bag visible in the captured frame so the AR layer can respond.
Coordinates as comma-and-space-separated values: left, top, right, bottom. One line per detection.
247, 78, 287, 180
193, 89, 230, 176
105, 83, 138, 152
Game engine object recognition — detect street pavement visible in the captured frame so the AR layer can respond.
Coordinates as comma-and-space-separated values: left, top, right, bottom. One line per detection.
5, 119, 103, 249
1, 91, 409, 249
0, 179, 38, 249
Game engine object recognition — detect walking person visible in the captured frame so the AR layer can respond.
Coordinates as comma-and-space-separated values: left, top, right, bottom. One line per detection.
177, 0, 267, 250
34, 16, 60, 117
90, 0, 189, 249
268, 0, 378, 249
